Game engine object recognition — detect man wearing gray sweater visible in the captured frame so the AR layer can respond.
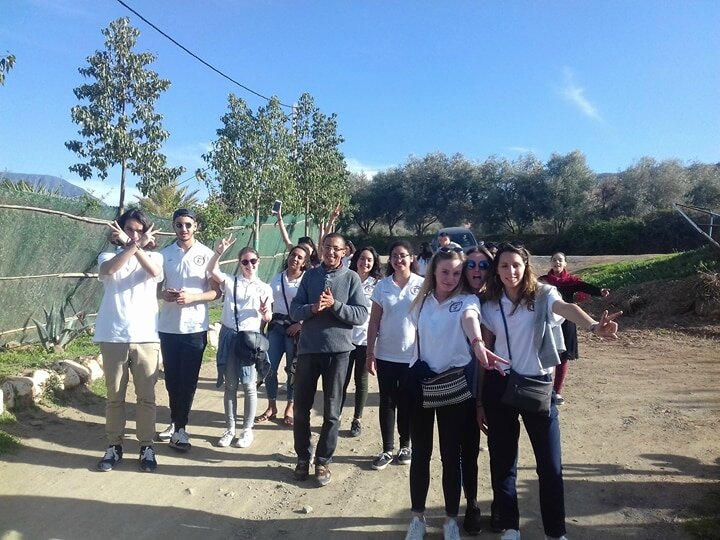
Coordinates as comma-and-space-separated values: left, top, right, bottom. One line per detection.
290, 232, 369, 486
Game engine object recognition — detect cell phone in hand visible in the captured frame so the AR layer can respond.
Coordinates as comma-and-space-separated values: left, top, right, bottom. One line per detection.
271, 200, 282, 214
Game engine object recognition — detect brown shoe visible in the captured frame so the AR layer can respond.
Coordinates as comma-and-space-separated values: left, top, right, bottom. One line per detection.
315, 463, 332, 486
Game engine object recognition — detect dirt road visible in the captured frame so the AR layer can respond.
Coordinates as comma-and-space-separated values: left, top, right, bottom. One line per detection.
1, 326, 718, 540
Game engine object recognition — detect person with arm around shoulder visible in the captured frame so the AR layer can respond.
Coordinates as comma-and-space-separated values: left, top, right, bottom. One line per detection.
403, 247, 507, 540
157, 208, 221, 451
208, 239, 272, 450
481, 243, 620, 540
290, 232, 369, 487
95, 209, 164, 473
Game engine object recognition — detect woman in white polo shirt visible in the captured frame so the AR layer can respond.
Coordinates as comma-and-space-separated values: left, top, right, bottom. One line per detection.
256, 245, 310, 427
481, 243, 620, 540
208, 239, 272, 450
403, 248, 507, 540
366, 240, 424, 470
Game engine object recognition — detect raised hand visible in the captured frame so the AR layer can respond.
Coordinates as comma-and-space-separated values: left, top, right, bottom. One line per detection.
139, 223, 159, 249
594, 310, 622, 339
108, 220, 130, 246
473, 341, 510, 374
259, 297, 269, 317
215, 235, 235, 255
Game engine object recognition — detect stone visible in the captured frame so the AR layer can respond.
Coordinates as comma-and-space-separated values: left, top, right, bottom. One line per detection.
82, 358, 104, 381
301, 505, 313, 514
3, 340, 21, 350
0, 388, 4, 415
1, 381, 14, 410
185, 488, 195, 496
58, 364, 81, 390
5, 376, 34, 408
208, 323, 220, 349
31, 370, 54, 397
60, 360, 91, 384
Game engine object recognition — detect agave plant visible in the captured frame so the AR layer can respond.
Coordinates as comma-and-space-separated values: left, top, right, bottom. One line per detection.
32, 305, 88, 352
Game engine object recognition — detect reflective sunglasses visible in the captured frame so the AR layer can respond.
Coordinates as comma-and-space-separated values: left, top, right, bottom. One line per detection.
240, 258, 258, 266
465, 259, 491, 270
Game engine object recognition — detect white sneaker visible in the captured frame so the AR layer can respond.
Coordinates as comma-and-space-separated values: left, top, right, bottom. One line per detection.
443, 519, 461, 540
545, 536, 568, 540
157, 423, 174, 441
169, 427, 191, 451
501, 530, 521, 540
218, 429, 235, 447
234, 429, 254, 448
405, 516, 426, 540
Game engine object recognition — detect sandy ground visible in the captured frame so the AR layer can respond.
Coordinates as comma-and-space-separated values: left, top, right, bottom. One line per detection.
1, 255, 719, 540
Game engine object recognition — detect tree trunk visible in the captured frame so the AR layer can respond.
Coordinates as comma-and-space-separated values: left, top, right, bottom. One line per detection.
118, 159, 127, 218
253, 205, 260, 251
304, 194, 310, 237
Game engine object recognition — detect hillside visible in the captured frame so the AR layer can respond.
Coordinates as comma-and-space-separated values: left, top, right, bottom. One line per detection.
0, 172, 92, 199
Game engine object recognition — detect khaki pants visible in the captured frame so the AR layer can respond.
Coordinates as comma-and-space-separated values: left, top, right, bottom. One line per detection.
100, 342, 160, 447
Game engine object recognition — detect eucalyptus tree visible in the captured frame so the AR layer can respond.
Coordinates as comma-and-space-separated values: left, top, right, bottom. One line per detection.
65, 17, 182, 215
372, 168, 407, 235
543, 150, 596, 235
347, 172, 382, 235
403, 153, 452, 235
292, 93, 350, 236
203, 94, 295, 248
0, 53, 15, 86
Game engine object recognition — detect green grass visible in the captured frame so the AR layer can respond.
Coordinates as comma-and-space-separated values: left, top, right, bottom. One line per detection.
684, 489, 720, 539
0, 411, 20, 455
88, 377, 107, 399
577, 248, 720, 290
0, 332, 100, 379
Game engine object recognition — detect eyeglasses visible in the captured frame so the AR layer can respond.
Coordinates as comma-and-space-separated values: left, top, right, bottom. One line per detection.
465, 259, 491, 270
391, 253, 410, 260
322, 245, 345, 254
174, 222, 193, 230
439, 247, 463, 254
240, 259, 258, 266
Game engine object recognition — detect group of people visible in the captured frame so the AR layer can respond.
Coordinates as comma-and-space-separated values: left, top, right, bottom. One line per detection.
94, 208, 619, 540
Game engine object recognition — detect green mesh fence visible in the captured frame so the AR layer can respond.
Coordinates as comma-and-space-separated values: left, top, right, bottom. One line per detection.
0, 189, 316, 346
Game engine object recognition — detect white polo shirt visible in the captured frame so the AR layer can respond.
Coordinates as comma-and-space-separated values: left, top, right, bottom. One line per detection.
352, 275, 378, 346
269, 270, 303, 316
371, 273, 424, 363
94, 250, 164, 343
219, 272, 273, 332
158, 241, 215, 334
481, 289, 563, 376
412, 292, 480, 373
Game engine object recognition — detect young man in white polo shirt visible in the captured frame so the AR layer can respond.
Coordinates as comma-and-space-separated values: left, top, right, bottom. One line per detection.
157, 208, 220, 451
95, 209, 164, 472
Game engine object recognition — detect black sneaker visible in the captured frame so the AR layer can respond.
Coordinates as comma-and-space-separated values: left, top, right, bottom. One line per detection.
97, 445, 123, 472
463, 501, 483, 535
294, 459, 310, 481
139, 445, 157, 472
372, 451, 394, 470
350, 418, 362, 437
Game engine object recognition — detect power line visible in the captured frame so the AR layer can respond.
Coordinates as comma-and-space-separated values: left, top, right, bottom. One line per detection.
114, 0, 294, 109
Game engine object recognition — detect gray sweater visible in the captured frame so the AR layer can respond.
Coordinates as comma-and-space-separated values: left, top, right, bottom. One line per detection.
290, 263, 369, 354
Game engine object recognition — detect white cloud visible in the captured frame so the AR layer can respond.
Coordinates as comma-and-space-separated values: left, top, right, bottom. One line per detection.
561, 67, 602, 121
345, 157, 393, 179
505, 146, 538, 155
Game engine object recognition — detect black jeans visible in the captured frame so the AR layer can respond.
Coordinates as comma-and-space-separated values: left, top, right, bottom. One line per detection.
341, 345, 369, 420
461, 400, 480, 503
293, 352, 350, 466
482, 370, 566, 537
409, 386, 475, 516
159, 331, 207, 430
377, 359, 411, 452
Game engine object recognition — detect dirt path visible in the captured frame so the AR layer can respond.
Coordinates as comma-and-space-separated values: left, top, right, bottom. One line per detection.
1, 327, 718, 540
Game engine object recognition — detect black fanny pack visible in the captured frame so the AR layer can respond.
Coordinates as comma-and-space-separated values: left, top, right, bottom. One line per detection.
270, 312, 293, 329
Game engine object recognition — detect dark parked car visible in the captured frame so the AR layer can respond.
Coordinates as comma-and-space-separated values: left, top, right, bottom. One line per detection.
431, 227, 479, 252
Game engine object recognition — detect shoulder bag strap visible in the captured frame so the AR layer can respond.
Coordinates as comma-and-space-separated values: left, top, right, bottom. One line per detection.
415, 293, 429, 360
280, 271, 292, 318
498, 295, 513, 363
233, 275, 240, 333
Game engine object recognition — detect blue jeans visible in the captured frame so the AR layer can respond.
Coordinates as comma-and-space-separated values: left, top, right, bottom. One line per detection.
265, 323, 296, 401
482, 370, 566, 537
293, 352, 350, 466
159, 331, 207, 430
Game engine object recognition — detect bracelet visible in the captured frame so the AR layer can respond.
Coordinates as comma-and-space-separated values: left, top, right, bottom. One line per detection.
589, 322, 599, 333
471, 337, 484, 348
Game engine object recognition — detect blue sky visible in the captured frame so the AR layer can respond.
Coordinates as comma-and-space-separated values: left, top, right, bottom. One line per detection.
1, 0, 718, 205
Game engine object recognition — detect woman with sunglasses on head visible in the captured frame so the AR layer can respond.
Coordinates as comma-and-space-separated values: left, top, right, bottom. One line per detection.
539, 252, 610, 405
340, 246, 383, 437
481, 243, 621, 540
404, 248, 507, 540
457, 244, 495, 534
256, 245, 311, 428
208, 239, 272, 449
366, 241, 424, 471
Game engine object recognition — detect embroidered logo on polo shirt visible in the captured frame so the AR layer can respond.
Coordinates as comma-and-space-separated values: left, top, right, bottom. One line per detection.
449, 301, 463, 312
410, 285, 421, 295
363, 283, 375, 294
193, 255, 206, 266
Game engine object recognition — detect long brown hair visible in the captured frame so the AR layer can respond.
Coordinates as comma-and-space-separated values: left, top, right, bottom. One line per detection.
484, 243, 538, 313
411, 248, 473, 311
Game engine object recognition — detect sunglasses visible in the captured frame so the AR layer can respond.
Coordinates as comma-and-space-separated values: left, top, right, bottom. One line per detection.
240, 259, 258, 266
174, 222, 193, 229
439, 246, 463, 254
465, 259, 491, 270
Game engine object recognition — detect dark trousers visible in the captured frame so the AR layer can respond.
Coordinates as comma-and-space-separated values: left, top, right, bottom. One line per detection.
409, 391, 475, 517
377, 359, 411, 452
159, 331, 207, 430
482, 370, 566, 537
461, 402, 480, 503
293, 352, 350, 466
341, 345, 369, 420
